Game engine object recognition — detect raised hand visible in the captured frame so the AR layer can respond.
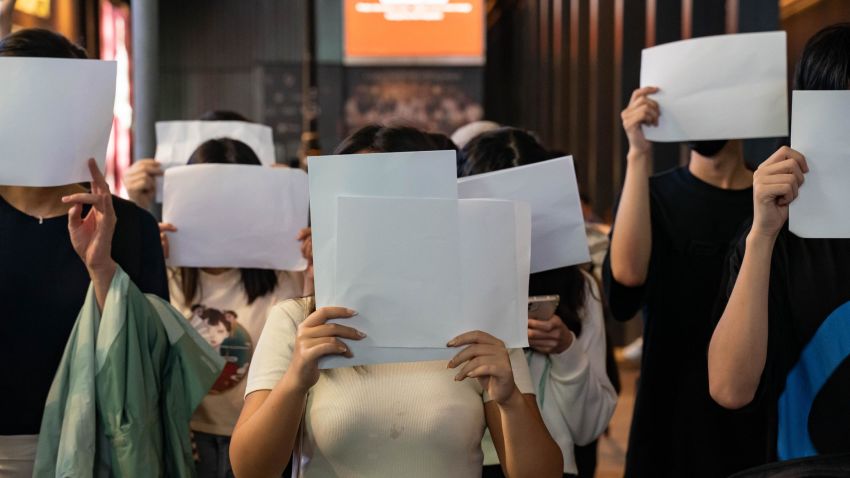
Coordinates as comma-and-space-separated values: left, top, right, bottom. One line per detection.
751, 146, 808, 239
124, 159, 163, 209
622, 86, 660, 155
448, 331, 518, 405
62, 159, 117, 308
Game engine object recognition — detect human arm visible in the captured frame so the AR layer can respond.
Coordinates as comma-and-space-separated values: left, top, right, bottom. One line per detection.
708, 147, 807, 409
230, 305, 364, 478
609, 86, 659, 287
63, 159, 118, 310
448, 332, 563, 477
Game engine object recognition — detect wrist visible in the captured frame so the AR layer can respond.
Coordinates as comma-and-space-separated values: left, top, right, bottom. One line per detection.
87, 260, 117, 283
496, 384, 524, 409
281, 367, 313, 396
627, 148, 652, 163
747, 227, 780, 245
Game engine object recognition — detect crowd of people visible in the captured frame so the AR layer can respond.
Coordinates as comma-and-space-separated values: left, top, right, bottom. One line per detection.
1, 16, 850, 478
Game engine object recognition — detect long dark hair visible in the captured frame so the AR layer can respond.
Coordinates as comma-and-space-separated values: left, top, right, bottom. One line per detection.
333, 124, 442, 155
0, 28, 88, 59
178, 138, 279, 306
794, 23, 850, 91
461, 127, 588, 336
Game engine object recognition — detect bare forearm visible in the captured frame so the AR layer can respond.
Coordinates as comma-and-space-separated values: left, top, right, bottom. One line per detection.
610, 150, 653, 286
89, 261, 117, 311
231, 375, 308, 478
709, 232, 775, 409
499, 391, 563, 477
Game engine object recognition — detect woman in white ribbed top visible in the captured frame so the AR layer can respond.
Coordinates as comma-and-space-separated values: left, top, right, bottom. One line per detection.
229, 126, 563, 478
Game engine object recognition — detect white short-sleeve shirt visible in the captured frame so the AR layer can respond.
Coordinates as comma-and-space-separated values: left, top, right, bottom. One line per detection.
246, 298, 534, 478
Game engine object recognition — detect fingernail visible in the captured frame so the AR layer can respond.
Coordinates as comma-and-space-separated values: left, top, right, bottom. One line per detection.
356, 330, 366, 338
447, 339, 456, 347
347, 308, 358, 316
61, 196, 69, 202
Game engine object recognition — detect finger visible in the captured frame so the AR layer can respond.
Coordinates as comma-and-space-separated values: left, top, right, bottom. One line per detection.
302, 306, 358, 328
447, 330, 503, 347
447, 344, 499, 368
528, 328, 557, 340
759, 146, 808, 173
760, 183, 795, 205
68, 204, 83, 230
464, 364, 506, 380
304, 339, 353, 360
87, 158, 109, 192
61, 193, 100, 206
528, 318, 555, 332
762, 159, 805, 186
455, 357, 487, 381
297, 227, 312, 241
630, 86, 660, 103
529, 339, 559, 349
760, 174, 800, 197
141, 161, 164, 176
304, 323, 366, 340
159, 222, 178, 233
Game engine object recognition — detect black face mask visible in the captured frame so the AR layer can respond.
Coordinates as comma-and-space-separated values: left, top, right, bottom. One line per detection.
687, 140, 728, 158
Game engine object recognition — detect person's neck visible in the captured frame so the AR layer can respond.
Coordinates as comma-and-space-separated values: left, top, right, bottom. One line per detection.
0, 184, 84, 219
687, 140, 752, 190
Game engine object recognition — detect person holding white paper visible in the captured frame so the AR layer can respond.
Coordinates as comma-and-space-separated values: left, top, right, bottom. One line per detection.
710, 24, 850, 468
231, 126, 563, 478
462, 127, 617, 478
604, 66, 765, 476
159, 138, 306, 478
124, 110, 252, 211
0, 30, 168, 477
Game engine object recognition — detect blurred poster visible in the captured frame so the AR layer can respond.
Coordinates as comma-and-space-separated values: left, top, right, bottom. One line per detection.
260, 64, 303, 165
344, 67, 483, 136
344, 0, 484, 65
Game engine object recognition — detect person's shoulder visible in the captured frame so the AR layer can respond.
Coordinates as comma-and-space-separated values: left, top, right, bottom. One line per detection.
268, 296, 314, 328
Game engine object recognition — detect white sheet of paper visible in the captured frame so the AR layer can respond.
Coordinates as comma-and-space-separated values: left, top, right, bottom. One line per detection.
458, 156, 590, 273
154, 121, 276, 202
334, 196, 463, 347
639, 31, 788, 142
789, 91, 850, 238
321, 198, 531, 368
0, 58, 116, 186
162, 164, 308, 269
307, 151, 458, 309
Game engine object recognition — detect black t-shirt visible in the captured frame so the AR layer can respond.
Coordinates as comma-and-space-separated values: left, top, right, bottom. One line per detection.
603, 167, 766, 478
0, 194, 168, 435
720, 226, 850, 462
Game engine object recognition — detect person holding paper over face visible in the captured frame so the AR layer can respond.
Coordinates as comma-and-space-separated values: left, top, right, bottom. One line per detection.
604, 36, 775, 477
231, 125, 563, 478
710, 24, 850, 469
462, 128, 617, 478
0, 29, 169, 477
159, 138, 307, 478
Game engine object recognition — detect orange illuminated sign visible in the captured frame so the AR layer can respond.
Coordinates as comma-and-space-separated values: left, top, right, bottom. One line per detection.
344, 0, 485, 65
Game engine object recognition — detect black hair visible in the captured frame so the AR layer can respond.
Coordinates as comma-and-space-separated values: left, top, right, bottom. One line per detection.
179, 138, 278, 306
461, 127, 549, 176
334, 124, 442, 155
794, 23, 850, 91
202, 308, 232, 332
199, 110, 252, 122
461, 127, 588, 336
0, 28, 88, 59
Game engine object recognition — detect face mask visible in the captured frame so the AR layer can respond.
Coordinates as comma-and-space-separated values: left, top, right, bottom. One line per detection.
687, 140, 728, 158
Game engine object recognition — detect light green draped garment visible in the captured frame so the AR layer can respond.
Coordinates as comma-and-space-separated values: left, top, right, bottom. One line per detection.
34, 267, 224, 477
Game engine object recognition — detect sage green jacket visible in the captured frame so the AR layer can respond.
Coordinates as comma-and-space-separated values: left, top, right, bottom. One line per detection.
34, 267, 224, 477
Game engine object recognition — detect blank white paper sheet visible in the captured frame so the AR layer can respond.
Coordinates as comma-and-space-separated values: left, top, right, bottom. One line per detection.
0, 58, 117, 186
307, 151, 458, 308
789, 91, 850, 238
162, 164, 309, 270
458, 156, 590, 272
154, 121, 276, 202
640, 31, 788, 142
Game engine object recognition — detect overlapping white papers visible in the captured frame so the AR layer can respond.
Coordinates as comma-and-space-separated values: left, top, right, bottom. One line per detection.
458, 156, 589, 272
0, 58, 117, 186
162, 164, 308, 270
789, 91, 850, 238
640, 31, 788, 142
154, 121, 275, 201
308, 151, 531, 368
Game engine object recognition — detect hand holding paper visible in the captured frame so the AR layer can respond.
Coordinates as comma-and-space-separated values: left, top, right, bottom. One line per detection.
639, 31, 787, 142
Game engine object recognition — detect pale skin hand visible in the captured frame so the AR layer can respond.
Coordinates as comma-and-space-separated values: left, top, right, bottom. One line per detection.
708, 147, 808, 409
62, 159, 118, 311
230, 307, 363, 478
528, 314, 574, 354
609, 86, 660, 287
123, 159, 162, 209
